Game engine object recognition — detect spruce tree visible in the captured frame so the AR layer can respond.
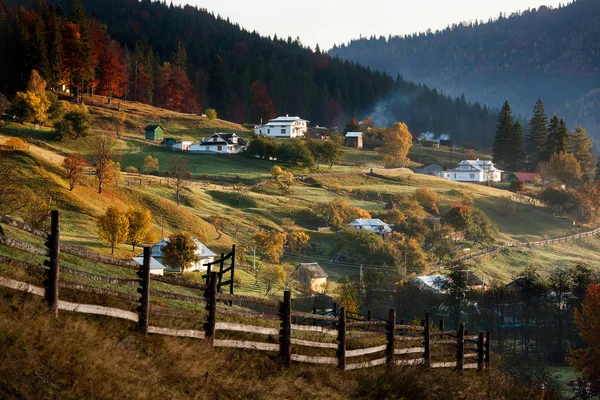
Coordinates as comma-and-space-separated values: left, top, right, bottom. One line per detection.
493, 101, 513, 168
526, 98, 548, 171
570, 126, 594, 180
546, 115, 570, 159
207, 55, 231, 118
506, 120, 526, 171
557, 118, 570, 153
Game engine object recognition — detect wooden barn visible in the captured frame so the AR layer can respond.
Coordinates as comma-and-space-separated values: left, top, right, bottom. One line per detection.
145, 125, 164, 141
292, 263, 328, 294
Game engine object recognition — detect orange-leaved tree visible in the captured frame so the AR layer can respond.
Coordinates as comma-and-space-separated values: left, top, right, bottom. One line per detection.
568, 283, 600, 384
63, 152, 86, 190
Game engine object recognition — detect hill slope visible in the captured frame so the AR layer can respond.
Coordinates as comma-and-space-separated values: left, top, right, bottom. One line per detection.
331, 0, 600, 140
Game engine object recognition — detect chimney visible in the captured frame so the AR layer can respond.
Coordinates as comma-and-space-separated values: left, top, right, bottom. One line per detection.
286, 114, 289, 117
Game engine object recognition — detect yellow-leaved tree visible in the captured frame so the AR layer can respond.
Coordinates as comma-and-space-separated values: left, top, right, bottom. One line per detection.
143, 155, 159, 174
378, 122, 412, 167
287, 230, 310, 254
270, 165, 295, 194
256, 264, 286, 295
97, 207, 129, 255
13, 70, 50, 124
126, 207, 152, 251
252, 229, 288, 263
161, 232, 199, 274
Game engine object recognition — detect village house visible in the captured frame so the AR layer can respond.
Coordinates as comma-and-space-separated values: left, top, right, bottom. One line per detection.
189, 133, 247, 154
131, 256, 166, 276
436, 159, 502, 183
162, 137, 178, 147
416, 163, 443, 175
254, 115, 309, 138
291, 262, 328, 294
144, 125, 164, 141
308, 125, 333, 141
144, 237, 216, 273
344, 132, 364, 149
346, 219, 393, 237
172, 140, 193, 151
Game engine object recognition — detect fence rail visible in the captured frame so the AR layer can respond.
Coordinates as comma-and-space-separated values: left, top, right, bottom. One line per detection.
0, 211, 492, 373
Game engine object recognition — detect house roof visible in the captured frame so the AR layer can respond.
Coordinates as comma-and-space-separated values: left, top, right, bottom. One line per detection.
451, 159, 502, 173
132, 257, 166, 270
512, 172, 540, 182
413, 275, 447, 293
268, 116, 308, 123
296, 263, 328, 279
197, 133, 247, 146
345, 132, 363, 138
147, 238, 216, 258
145, 125, 163, 131
347, 219, 393, 234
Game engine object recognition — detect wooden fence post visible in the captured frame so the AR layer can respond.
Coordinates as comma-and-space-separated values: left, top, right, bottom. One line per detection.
44, 209, 60, 317
279, 291, 292, 367
136, 246, 150, 333
439, 319, 444, 332
386, 308, 396, 367
204, 272, 218, 343
423, 312, 431, 367
217, 252, 225, 290
485, 331, 491, 369
337, 306, 346, 371
457, 323, 465, 373
477, 331, 485, 371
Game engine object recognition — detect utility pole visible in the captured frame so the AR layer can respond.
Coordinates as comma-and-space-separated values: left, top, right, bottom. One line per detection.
253, 246, 256, 271
161, 216, 165, 238
359, 264, 363, 288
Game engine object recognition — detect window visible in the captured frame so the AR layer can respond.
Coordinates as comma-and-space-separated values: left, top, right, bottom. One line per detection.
213, 137, 217, 142
217, 145, 222, 151
454, 174, 456, 178
267, 129, 270, 134
470, 174, 475, 179
281, 128, 286, 134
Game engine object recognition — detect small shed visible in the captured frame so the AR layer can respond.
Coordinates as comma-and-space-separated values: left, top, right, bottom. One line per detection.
293, 263, 328, 294
507, 172, 540, 183
439, 139, 452, 147
345, 132, 364, 149
162, 137, 177, 147
145, 125, 164, 141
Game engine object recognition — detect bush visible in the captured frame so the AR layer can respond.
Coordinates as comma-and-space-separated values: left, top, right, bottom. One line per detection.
4, 137, 28, 151
413, 188, 439, 215
498, 196, 516, 216
205, 108, 217, 120
509, 180, 526, 192
124, 166, 139, 174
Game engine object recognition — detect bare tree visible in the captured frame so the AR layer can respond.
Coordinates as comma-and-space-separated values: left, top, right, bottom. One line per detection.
91, 134, 118, 194
169, 156, 190, 206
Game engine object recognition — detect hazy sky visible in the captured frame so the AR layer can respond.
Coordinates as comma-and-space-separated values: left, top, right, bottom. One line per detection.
176, 0, 564, 50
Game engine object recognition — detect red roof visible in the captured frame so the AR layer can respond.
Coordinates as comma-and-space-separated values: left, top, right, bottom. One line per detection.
513, 172, 540, 182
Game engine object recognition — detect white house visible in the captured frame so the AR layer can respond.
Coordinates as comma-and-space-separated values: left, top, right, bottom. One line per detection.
172, 140, 193, 152
189, 133, 247, 154
437, 159, 502, 183
131, 257, 167, 276
144, 237, 216, 273
346, 219, 393, 237
254, 115, 309, 138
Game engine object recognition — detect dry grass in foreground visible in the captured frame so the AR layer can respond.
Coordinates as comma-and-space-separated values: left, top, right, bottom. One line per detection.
0, 288, 563, 400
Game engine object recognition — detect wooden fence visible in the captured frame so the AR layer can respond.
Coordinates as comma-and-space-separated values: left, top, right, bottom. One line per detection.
0, 212, 491, 372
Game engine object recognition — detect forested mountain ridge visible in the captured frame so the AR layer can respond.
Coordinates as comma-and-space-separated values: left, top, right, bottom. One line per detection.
2, 0, 498, 147
330, 0, 600, 140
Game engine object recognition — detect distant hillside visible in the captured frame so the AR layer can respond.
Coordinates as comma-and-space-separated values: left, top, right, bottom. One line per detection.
3, 0, 496, 147
331, 0, 600, 139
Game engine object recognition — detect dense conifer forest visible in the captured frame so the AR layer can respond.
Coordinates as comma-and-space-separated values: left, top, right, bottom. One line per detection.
331, 0, 600, 141
2, 0, 498, 147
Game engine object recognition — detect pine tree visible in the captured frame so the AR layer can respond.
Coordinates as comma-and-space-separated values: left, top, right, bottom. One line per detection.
47, 14, 62, 90
493, 101, 513, 168
526, 98, 548, 171
546, 115, 570, 159
207, 55, 231, 118
506, 120, 526, 171
570, 126, 594, 180
557, 119, 570, 153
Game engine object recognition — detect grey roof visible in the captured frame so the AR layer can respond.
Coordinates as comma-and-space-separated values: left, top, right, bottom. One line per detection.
145, 125, 163, 131
146, 237, 216, 258
198, 133, 247, 146
345, 132, 363, 138
297, 263, 328, 279
268, 116, 308, 123
347, 219, 393, 234
132, 257, 166, 270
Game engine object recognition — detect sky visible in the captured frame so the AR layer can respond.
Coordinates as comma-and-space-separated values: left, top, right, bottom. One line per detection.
176, 0, 565, 50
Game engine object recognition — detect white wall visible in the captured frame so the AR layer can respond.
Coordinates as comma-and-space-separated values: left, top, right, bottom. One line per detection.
254, 121, 307, 138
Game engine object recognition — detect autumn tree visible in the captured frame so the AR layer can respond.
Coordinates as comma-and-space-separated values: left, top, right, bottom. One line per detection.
256, 264, 286, 295
466, 209, 498, 247
249, 80, 276, 123
91, 133, 118, 194
4, 138, 28, 151
570, 126, 595, 180
62, 152, 85, 190
442, 204, 473, 234
161, 232, 199, 273
413, 188, 439, 215
126, 207, 152, 251
20, 193, 51, 230
168, 156, 190, 206
378, 122, 412, 167
54, 105, 91, 140
509, 180, 526, 193
98, 39, 126, 102
314, 199, 371, 231
143, 155, 159, 174
252, 229, 288, 263
425, 224, 457, 263
287, 230, 310, 254
270, 165, 295, 194
205, 108, 217, 120
97, 207, 129, 255
568, 283, 600, 384
210, 213, 224, 240
334, 277, 360, 313
13, 70, 50, 124
542, 152, 583, 188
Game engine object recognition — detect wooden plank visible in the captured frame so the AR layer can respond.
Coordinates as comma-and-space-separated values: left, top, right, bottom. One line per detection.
394, 347, 425, 355
395, 336, 422, 341
0, 276, 45, 296
62, 266, 139, 286
215, 292, 279, 307
148, 326, 206, 339
464, 363, 478, 369
346, 320, 387, 328
431, 361, 457, 368
291, 324, 338, 336
291, 310, 337, 321
464, 353, 478, 359
213, 339, 278, 352
464, 335, 479, 341
290, 338, 338, 349
346, 344, 387, 358
0, 255, 45, 273
0, 215, 49, 238
60, 244, 138, 269
347, 331, 382, 339
345, 357, 387, 370
215, 322, 279, 336
58, 300, 139, 322
395, 358, 424, 366
0, 235, 49, 256
290, 354, 338, 365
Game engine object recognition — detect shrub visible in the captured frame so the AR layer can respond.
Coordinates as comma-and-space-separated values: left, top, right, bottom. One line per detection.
4, 137, 28, 151
509, 180, 526, 192
205, 108, 217, 120
413, 188, 439, 215
124, 166, 139, 174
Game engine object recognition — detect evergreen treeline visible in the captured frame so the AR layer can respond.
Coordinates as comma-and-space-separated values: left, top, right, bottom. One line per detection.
331, 0, 600, 141
493, 97, 594, 176
2, 0, 498, 146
